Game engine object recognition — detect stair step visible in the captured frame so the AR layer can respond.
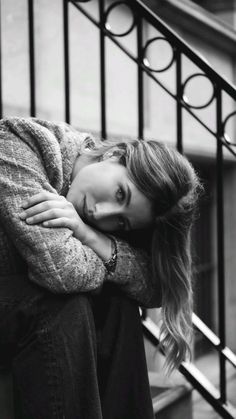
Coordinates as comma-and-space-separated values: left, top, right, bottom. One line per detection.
149, 372, 193, 419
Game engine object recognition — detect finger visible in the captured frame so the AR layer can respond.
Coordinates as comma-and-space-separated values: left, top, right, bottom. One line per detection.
22, 191, 59, 209
42, 217, 72, 229
19, 200, 67, 219
25, 209, 66, 225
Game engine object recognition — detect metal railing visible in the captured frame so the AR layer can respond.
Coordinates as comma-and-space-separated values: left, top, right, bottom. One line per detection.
142, 314, 236, 418
1, 0, 236, 417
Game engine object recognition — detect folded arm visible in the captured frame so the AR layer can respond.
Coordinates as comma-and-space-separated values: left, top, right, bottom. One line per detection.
17, 188, 160, 307
0, 131, 106, 293
0, 123, 160, 306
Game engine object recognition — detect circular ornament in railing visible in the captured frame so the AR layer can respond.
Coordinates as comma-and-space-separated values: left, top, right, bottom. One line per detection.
142, 37, 175, 73
104, 1, 136, 37
223, 111, 236, 146
182, 73, 215, 109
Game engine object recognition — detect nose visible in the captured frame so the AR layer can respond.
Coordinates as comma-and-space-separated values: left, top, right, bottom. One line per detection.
93, 202, 121, 221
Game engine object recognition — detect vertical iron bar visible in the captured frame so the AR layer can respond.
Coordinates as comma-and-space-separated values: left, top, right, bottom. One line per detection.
99, 0, 106, 139
137, 15, 143, 139
63, 0, 70, 123
216, 87, 226, 404
28, 0, 36, 117
0, 0, 2, 118
176, 49, 183, 153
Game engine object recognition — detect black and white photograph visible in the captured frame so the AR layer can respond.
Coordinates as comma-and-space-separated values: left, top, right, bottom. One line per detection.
0, 1, 236, 418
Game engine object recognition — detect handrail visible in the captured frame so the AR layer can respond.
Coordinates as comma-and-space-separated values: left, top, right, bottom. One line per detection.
132, 0, 236, 99
67, 0, 236, 416
142, 316, 236, 419
192, 313, 236, 369
69, 0, 236, 156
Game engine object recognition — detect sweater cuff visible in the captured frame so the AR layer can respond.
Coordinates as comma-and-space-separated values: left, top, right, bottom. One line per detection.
105, 237, 134, 284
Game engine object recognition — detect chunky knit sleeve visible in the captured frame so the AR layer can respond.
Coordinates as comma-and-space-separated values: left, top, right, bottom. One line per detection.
0, 121, 106, 293
0, 117, 161, 307
105, 238, 162, 308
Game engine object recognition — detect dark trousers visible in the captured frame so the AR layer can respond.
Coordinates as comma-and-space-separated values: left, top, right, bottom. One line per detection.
0, 276, 154, 419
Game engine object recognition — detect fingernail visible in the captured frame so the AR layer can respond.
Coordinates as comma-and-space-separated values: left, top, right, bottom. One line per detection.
21, 201, 28, 208
26, 217, 33, 224
19, 212, 26, 219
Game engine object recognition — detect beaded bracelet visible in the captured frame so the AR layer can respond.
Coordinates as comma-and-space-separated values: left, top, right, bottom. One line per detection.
104, 236, 117, 273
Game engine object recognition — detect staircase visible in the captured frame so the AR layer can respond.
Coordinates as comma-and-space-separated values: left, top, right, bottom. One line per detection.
0, 0, 236, 417
149, 371, 193, 419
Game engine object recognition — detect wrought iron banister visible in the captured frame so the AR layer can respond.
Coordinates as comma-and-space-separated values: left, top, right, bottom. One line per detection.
64, 0, 236, 163
63, 0, 70, 123
61, 1, 236, 416
28, 0, 36, 117
192, 313, 236, 369
142, 315, 236, 419
132, 0, 236, 99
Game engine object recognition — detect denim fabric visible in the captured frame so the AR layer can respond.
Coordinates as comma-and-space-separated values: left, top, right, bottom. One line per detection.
0, 275, 102, 419
94, 284, 155, 419
0, 276, 154, 419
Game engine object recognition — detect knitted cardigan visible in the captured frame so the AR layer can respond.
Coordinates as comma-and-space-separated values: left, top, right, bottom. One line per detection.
0, 117, 161, 308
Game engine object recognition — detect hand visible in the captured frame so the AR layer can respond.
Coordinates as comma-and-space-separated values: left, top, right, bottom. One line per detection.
19, 191, 92, 243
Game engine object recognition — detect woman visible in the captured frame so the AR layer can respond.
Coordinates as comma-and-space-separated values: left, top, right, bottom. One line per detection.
0, 116, 201, 418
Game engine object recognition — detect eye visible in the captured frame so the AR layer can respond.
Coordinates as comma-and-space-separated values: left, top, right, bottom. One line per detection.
117, 216, 126, 231
116, 186, 125, 203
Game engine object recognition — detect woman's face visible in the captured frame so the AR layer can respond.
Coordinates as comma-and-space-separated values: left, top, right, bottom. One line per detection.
67, 157, 154, 232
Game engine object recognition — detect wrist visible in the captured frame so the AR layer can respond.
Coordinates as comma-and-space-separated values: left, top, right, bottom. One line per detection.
82, 227, 113, 262
73, 220, 94, 244
80, 225, 97, 246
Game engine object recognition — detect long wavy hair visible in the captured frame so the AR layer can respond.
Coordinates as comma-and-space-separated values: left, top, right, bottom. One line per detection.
81, 136, 202, 372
